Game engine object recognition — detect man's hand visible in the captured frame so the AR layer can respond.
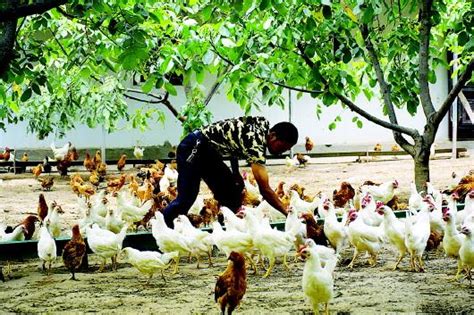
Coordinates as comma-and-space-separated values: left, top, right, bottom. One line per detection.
251, 163, 288, 216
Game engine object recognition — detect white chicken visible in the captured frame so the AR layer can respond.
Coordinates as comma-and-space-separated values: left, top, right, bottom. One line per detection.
408, 182, 424, 214
50, 141, 71, 161
300, 240, 337, 315
150, 212, 191, 274
458, 225, 474, 285
117, 190, 153, 226
243, 176, 262, 202
285, 156, 299, 169
77, 198, 106, 231
376, 203, 407, 270
221, 207, 247, 232
211, 221, 253, 256
174, 215, 213, 268
461, 190, 474, 227
164, 165, 178, 186
404, 197, 432, 272
44, 201, 63, 238
316, 194, 331, 219
442, 210, 464, 278
133, 146, 144, 159
159, 176, 170, 193
121, 247, 178, 284
105, 208, 125, 234
90, 190, 107, 217
289, 190, 320, 215
188, 195, 205, 215
360, 180, 398, 203
243, 211, 294, 278
86, 224, 128, 271
359, 192, 383, 226
37, 223, 57, 274
0, 225, 25, 242
346, 210, 385, 268
323, 200, 347, 255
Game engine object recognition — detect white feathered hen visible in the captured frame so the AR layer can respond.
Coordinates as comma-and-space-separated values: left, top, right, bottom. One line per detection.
50, 141, 71, 161
300, 239, 337, 315
323, 200, 347, 255
86, 224, 128, 271
360, 180, 398, 204
121, 247, 178, 284
442, 210, 464, 278
174, 215, 213, 268
37, 223, 57, 274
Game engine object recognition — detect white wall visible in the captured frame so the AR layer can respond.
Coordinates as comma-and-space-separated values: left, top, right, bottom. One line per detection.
0, 66, 451, 150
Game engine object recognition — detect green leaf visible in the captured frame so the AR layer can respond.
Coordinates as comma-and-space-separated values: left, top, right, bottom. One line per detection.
196, 69, 205, 83
322, 5, 332, 19
31, 83, 41, 95
20, 88, 32, 102
221, 38, 236, 48
428, 70, 437, 84
356, 120, 363, 128
259, 0, 271, 10
142, 76, 156, 94
202, 50, 215, 65
352, 116, 358, 122
328, 122, 336, 130
164, 82, 177, 96
458, 31, 469, 46
407, 100, 417, 116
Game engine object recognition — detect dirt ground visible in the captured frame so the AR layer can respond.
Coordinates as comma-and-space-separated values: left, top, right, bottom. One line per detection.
1, 154, 474, 314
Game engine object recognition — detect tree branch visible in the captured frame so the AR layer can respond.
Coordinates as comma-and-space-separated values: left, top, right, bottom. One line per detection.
0, 20, 17, 76
204, 65, 231, 106
210, 41, 323, 95
124, 90, 186, 122
360, 25, 400, 125
393, 132, 415, 156
418, 0, 436, 117
0, 0, 67, 20
431, 57, 474, 126
334, 93, 419, 137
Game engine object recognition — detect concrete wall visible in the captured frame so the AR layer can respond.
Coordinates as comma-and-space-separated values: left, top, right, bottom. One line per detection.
0, 66, 452, 150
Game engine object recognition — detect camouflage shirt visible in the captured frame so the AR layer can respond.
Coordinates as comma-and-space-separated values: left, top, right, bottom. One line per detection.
200, 116, 270, 164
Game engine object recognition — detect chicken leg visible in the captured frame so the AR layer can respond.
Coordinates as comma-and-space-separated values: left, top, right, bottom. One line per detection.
262, 257, 276, 278
348, 249, 359, 269
172, 255, 180, 274
393, 253, 406, 270
324, 302, 329, 315
207, 251, 214, 267
283, 254, 291, 272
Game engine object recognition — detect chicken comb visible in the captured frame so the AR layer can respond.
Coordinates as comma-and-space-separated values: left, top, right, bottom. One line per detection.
375, 201, 384, 209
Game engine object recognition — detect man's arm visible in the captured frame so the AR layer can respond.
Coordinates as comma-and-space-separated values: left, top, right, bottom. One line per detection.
251, 163, 288, 216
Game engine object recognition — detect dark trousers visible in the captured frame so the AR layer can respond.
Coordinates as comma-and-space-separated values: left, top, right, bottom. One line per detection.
162, 131, 244, 227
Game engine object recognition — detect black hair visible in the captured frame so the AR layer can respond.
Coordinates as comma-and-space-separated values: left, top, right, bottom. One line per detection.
270, 122, 298, 145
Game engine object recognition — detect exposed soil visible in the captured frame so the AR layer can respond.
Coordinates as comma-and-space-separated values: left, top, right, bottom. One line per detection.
0, 155, 473, 314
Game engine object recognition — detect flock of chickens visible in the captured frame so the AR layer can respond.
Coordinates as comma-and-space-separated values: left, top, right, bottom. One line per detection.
1, 140, 474, 313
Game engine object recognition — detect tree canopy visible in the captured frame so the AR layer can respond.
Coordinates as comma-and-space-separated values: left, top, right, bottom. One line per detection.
0, 0, 473, 186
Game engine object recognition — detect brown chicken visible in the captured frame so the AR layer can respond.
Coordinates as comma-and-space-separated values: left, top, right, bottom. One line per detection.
14, 215, 39, 240
214, 252, 247, 315
62, 224, 87, 280
425, 230, 443, 252
305, 136, 314, 153
117, 154, 127, 172
295, 153, 309, 166
299, 212, 328, 246
391, 144, 401, 152
136, 180, 154, 202
128, 175, 140, 195
70, 147, 79, 161
89, 171, 100, 187
83, 151, 96, 172
32, 163, 43, 178
290, 183, 306, 199
333, 182, 355, 208
93, 150, 102, 166
57, 151, 74, 176
72, 182, 95, 200
107, 174, 127, 193
38, 177, 54, 191
373, 143, 382, 152
97, 162, 107, 177
275, 181, 286, 198
37, 193, 49, 223
21, 153, 29, 162
0, 147, 12, 161
446, 174, 474, 201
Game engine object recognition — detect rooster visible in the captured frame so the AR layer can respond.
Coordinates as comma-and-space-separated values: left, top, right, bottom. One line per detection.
214, 252, 247, 315
305, 136, 314, 153
0, 147, 12, 161
62, 224, 87, 280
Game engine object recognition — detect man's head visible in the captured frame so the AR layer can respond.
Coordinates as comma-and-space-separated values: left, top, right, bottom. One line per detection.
267, 122, 298, 155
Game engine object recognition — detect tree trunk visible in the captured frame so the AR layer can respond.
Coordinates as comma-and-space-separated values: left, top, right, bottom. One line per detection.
414, 152, 430, 191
